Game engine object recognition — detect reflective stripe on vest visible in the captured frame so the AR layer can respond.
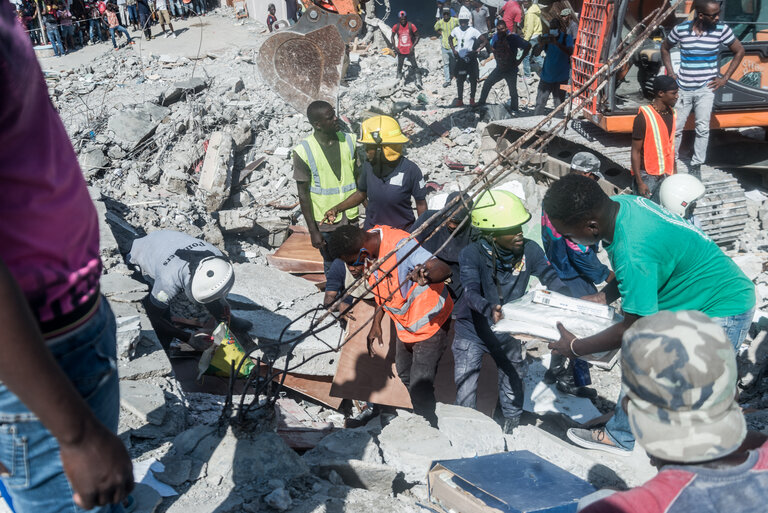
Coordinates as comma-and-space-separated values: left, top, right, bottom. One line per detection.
387, 285, 450, 334
640, 105, 675, 176
300, 134, 356, 195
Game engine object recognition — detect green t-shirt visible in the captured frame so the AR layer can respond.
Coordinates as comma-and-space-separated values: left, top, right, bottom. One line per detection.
605, 196, 755, 318
434, 17, 459, 50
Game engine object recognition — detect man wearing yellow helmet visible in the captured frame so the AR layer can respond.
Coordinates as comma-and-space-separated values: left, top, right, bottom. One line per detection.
455, 189, 571, 433
324, 115, 427, 231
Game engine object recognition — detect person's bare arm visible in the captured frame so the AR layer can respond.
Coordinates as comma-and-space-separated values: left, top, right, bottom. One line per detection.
630, 138, 651, 198
548, 313, 640, 358
710, 39, 745, 90
409, 258, 453, 285
415, 198, 427, 217
296, 179, 325, 249
324, 190, 366, 223
0, 259, 133, 509
661, 39, 676, 80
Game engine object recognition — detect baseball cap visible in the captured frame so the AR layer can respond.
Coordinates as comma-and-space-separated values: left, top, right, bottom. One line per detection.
399, 10, 407, 17
621, 310, 747, 464
560, 8, 573, 16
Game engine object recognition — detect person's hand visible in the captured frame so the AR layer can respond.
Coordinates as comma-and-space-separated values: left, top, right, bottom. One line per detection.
59, 419, 134, 510
366, 323, 384, 358
310, 230, 326, 250
407, 264, 430, 286
491, 304, 503, 324
188, 329, 213, 350
636, 178, 651, 198
580, 292, 607, 304
547, 322, 577, 358
708, 76, 728, 90
322, 208, 338, 224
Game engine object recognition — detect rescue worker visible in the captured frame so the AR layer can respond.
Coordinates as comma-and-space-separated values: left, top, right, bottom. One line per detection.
324, 115, 427, 231
128, 230, 251, 346
659, 173, 706, 224
450, 9, 485, 106
631, 75, 679, 202
543, 174, 756, 456
327, 225, 454, 427
293, 100, 360, 275
456, 190, 571, 433
541, 152, 614, 398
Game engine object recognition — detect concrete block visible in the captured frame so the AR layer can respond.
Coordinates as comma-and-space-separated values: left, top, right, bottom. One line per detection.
119, 351, 173, 380
93, 199, 120, 259
435, 403, 505, 458
310, 460, 400, 495
101, 273, 148, 297
120, 380, 167, 425
198, 131, 234, 212
116, 315, 141, 358
161, 77, 208, 106
264, 487, 292, 511
79, 147, 107, 179
154, 458, 193, 486
107, 103, 170, 151
217, 208, 257, 233
375, 79, 399, 98
131, 483, 162, 513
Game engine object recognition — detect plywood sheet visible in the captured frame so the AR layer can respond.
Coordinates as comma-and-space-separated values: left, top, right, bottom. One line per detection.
266, 231, 324, 274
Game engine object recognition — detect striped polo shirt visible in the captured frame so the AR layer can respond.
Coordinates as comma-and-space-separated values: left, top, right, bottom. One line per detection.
666, 21, 735, 90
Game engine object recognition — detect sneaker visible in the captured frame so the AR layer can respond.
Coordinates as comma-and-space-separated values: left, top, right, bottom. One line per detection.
555, 376, 598, 399
566, 428, 632, 457
473, 100, 487, 108
113, 47, 119, 51
452, 99, 464, 107
689, 164, 701, 178
128, 40, 135, 45
164, 32, 170, 38
172, 33, 177, 38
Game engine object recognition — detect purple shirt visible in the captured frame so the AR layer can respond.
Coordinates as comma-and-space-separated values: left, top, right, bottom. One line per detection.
1, 0, 102, 324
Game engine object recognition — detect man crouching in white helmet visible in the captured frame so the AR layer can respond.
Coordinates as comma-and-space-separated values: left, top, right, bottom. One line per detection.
128, 230, 251, 349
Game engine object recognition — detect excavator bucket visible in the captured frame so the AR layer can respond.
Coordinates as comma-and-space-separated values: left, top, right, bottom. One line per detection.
257, 5, 363, 114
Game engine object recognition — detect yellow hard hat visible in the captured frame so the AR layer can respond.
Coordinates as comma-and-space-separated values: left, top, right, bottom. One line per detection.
359, 115, 410, 145
471, 190, 531, 231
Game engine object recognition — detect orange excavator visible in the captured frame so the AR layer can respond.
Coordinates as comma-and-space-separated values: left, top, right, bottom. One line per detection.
257, 0, 363, 114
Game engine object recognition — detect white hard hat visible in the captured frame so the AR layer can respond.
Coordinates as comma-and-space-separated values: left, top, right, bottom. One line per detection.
659, 173, 706, 217
459, 10, 471, 20
190, 256, 235, 303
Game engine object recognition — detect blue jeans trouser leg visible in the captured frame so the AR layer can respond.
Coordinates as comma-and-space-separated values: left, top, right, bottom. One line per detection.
714, 308, 755, 351
605, 388, 634, 450
46, 27, 63, 55
0, 298, 123, 513
126, 4, 138, 23
89, 19, 102, 41
441, 46, 454, 83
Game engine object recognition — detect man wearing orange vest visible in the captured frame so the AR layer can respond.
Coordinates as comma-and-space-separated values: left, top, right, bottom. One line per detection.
630, 75, 679, 203
328, 224, 453, 426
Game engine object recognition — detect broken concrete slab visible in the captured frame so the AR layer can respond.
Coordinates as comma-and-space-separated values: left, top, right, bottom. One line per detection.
264, 487, 292, 511
116, 315, 141, 358
228, 262, 323, 313
378, 412, 461, 484
198, 131, 234, 212
108, 103, 170, 151
435, 403, 505, 458
375, 79, 399, 98
119, 351, 173, 380
124, 400, 187, 440
120, 380, 167, 425
218, 208, 257, 233
79, 147, 107, 179
302, 426, 383, 466
100, 273, 149, 297
131, 483, 162, 513
311, 460, 400, 496
155, 458, 193, 487
161, 77, 208, 106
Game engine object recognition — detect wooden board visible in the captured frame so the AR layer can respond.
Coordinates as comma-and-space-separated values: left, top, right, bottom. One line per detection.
330, 301, 498, 416
266, 231, 324, 274
278, 372, 343, 409
275, 398, 335, 449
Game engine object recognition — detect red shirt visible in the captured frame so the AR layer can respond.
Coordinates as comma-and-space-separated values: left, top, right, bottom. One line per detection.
392, 22, 417, 54
500, 0, 521, 27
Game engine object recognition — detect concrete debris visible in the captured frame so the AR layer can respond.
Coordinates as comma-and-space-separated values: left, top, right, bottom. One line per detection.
120, 380, 167, 425
119, 351, 173, 380
107, 103, 171, 151
435, 403, 506, 458
79, 147, 107, 178
116, 315, 142, 358
217, 208, 257, 233
161, 77, 209, 107
198, 131, 235, 212
264, 487, 292, 511
131, 483, 163, 513
154, 458, 193, 487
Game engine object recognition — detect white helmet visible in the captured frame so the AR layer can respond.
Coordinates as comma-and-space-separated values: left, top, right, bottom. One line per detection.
659, 173, 706, 217
458, 10, 471, 21
190, 256, 235, 303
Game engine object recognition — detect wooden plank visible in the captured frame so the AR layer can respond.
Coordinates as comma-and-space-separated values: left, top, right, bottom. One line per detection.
278, 372, 343, 409
330, 301, 498, 416
266, 231, 325, 274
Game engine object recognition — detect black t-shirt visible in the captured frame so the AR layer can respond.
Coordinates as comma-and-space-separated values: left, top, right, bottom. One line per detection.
632, 108, 674, 140
358, 157, 427, 230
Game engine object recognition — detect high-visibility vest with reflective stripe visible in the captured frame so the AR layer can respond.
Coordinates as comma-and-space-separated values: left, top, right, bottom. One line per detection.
294, 132, 359, 223
368, 225, 453, 343
639, 105, 676, 176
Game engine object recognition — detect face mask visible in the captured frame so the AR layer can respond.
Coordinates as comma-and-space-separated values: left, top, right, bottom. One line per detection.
382, 144, 403, 162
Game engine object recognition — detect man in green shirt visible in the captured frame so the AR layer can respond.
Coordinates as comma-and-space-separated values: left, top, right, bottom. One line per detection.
521, 0, 544, 79
434, 8, 459, 87
542, 174, 755, 456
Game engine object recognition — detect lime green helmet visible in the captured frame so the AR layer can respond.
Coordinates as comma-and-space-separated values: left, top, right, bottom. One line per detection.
471, 190, 531, 231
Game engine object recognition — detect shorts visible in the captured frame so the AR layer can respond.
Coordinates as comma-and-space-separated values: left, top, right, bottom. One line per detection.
157, 8, 171, 24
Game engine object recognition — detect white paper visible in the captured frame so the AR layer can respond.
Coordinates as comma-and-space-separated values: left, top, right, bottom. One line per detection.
133, 459, 178, 497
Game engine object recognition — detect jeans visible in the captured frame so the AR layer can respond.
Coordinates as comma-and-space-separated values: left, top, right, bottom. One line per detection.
631, 170, 666, 204
60, 24, 75, 46
441, 46, 455, 83
0, 298, 123, 513
455, 57, 479, 102
395, 324, 449, 427
522, 35, 544, 76
109, 26, 132, 47
675, 86, 715, 166
453, 331, 526, 420
714, 308, 755, 350
605, 308, 755, 450
46, 27, 64, 56
89, 18, 103, 42
138, 9, 151, 38
535, 80, 567, 115
478, 67, 518, 109
126, 4, 138, 24
193, 0, 206, 15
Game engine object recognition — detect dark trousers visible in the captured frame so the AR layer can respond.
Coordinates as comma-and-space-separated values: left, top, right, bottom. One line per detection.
126, 4, 138, 24
396, 52, 419, 78
534, 80, 567, 116
138, 9, 151, 38
395, 322, 449, 427
456, 57, 479, 101
479, 67, 519, 110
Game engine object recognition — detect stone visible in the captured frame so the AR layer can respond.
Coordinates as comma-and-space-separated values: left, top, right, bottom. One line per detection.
116, 315, 141, 358
435, 403, 505, 458
312, 460, 400, 495
731, 253, 765, 282
378, 412, 460, 484
100, 273, 148, 297
131, 483, 162, 513
161, 77, 208, 106
375, 79, 399, 98
159, 166, 189, 194
155, 458, 193, 486
119, 351, 173, 380
93, 198, 120, 259
79, 147, 107, 178
217, 208, 257, 233
107, 103, 170, 151
198, 131, 234, 212
264, 487, 292, 511
303, 426, 383, 465
120, 380, 167, 425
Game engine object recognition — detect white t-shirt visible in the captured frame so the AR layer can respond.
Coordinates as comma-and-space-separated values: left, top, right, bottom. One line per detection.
450, 26, 482, 59
155, 0, 168, 11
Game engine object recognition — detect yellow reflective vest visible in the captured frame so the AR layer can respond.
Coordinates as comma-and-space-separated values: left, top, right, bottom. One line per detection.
294, 132, 359, 224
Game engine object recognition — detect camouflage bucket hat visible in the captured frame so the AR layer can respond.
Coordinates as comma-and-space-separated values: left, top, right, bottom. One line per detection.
621, 310, 746, 464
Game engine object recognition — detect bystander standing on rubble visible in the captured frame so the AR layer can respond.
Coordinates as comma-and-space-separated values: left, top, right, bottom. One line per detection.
153, 0, 176, 37
580, 311, 768, 513
471, 0, 491, 35
521, 0, 544, 80
328, 225, 454, 427
541, 152, 613, 398
43, 2, 65, 56
476, 19, 530, 111
125, 0, 137, 29
20, 0, 40, 44
533, 14, 574, 115
87, 0, 104, 42
631, 76, 678, 202
266, 3, 277, 31
661, 0, 744, 176
293, 101, 360, 276
456, 191, 572, 433
543, 174, 756, 457
57, 2, 77, 50
324, 115, 428, 231
499, 0, 522, 32
0, 4, 135, 509
106, 2, 133, 48
391, 11, 422, 87
450, 10, 485, 106
560, 7, 578, 41
434, 7, 458, 88
136, 0, 151, 39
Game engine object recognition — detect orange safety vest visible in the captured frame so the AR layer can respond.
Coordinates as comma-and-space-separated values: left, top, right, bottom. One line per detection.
368, 225, 453, 343
639, 105, 676, 176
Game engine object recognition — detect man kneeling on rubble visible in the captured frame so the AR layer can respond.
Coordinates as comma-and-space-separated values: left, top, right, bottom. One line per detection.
579, 311, 768, 513
128, 230, 252, 349
543, 174, 755, 457
327, 225, 453, 427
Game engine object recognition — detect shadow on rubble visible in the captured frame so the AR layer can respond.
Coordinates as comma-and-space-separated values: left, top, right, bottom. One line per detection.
399, 108, 489, 151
